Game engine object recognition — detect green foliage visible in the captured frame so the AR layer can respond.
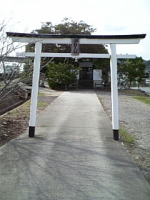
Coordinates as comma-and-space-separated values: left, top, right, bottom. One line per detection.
46, 61, 78, 90
118, 57, 146, 88
35, 18, 96, 35
132, 96, 150, 105
26, 18, 108, 60
26, 18, 96, 54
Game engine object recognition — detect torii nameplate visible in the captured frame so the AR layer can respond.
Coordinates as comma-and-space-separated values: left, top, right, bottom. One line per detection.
71, 38, 80, 56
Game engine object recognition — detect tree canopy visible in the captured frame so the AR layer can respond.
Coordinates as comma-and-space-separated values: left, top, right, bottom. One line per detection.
25, 18, 109, 86
34, 18, 96, 35
118, 57, 146, 88
26, 18, 108, 55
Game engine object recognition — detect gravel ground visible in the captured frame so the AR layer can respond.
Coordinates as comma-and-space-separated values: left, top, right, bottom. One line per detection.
96, 90, 150, 184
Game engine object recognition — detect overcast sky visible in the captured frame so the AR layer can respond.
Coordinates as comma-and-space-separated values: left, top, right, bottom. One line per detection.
1, 0, 150, 60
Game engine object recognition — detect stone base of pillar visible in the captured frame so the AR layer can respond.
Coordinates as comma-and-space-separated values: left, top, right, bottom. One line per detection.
29, 126, 35, 137
113, 130, 119, 141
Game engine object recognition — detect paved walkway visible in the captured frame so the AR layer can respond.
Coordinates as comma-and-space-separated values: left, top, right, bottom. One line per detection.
0, 90, 150, 200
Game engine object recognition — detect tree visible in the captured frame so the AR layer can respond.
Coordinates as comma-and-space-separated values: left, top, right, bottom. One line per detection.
135, 58, 146, 88
25, 18, 108, 89
46, 61, 78, 90
0, 19, 17, 85
26, 18, 108, 61
35, 18, 96, 35
0, 19, 34, 106
0, 20, 19, 101
118, 57, 145, 89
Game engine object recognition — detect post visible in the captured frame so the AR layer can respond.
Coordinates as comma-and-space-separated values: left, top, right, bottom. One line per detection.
110, 44, 119, 140
29, 42, 42, 137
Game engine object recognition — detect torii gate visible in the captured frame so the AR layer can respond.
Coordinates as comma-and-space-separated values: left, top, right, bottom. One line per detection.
7, 32, 146, 140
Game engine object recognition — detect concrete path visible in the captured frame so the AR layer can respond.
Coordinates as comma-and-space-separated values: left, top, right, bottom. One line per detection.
0, 90, 150, 200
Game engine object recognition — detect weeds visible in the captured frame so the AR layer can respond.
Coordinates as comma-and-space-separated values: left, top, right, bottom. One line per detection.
119, 128, 134, 144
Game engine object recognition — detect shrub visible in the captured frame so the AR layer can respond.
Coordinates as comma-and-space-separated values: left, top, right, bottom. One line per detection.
46, 61, 78, 90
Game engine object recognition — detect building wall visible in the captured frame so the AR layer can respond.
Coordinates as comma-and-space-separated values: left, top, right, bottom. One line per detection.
93, 69, 102, 87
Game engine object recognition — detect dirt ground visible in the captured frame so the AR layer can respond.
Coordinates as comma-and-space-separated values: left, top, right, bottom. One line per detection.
0, 88, 62, 147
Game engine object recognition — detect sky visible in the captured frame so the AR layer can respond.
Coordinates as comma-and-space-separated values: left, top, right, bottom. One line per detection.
1, 0, 150, 60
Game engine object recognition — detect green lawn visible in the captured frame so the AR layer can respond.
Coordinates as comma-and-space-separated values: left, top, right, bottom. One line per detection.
132, 96, 150, 105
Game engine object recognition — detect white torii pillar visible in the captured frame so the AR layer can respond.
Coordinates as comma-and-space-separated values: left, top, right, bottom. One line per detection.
29, 42, 42, 137
110, 44, 119, 140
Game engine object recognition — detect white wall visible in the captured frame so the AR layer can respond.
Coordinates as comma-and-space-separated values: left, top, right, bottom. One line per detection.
93, 69, 102, 80
76, 70, 79, 80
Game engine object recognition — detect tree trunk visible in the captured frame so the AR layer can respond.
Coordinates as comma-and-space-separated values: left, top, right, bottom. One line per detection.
137, 81, 140, 89
65, 84, 67, 91
2, 61, 7, 85
128, 80, 132, 89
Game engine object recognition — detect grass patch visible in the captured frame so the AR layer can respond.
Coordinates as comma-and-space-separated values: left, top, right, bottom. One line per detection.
38, 92, 45, 96
119, 89, 144, 96
24, 100, 49, 110
98, 97, 103, 104
132, 96, 150, 105
25, 92, 50, 110
37, 101, 49, 109
119, 128, 134, 144
24, 100, 30, 106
